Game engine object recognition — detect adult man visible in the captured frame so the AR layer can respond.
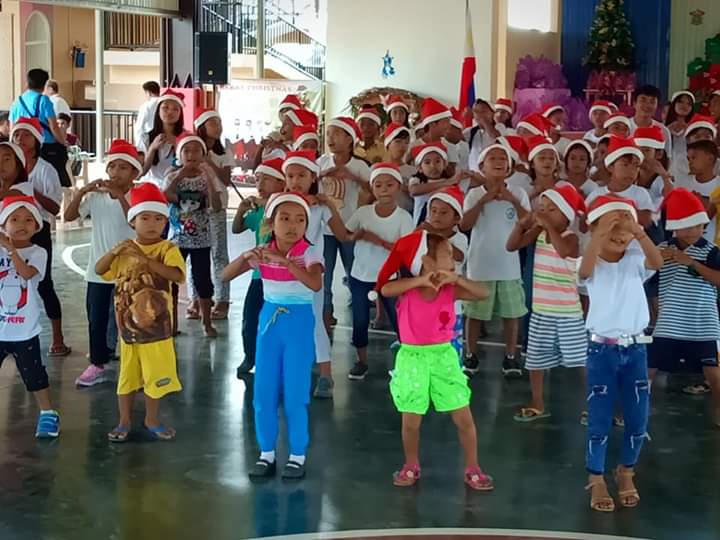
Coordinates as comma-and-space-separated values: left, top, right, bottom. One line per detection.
133, 81, 160, 145
628, 85, 672, 156
44, 80, 71, 118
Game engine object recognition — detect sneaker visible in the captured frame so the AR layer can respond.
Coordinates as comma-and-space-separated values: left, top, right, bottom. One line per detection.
463, 354, 480, 375
502, 355, 523, 379
348, 362, 368, 381
75, 364, 111, 387
36, 410, 60, 438
313, 376, 334, 399
236, 358, 255, 378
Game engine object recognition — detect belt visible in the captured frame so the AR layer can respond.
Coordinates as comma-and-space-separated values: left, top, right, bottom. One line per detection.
590, 334, 653, 347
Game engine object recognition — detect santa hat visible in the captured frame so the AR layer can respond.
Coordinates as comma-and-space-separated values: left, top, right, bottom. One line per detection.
671, 90, 695, 104
563, 139, 593, 161
292, 125, 319, 150
517, 113, 549, 136
0, 195, 42, 228
428, 185, 464, 217
281, 150, 320, 175
713, 90, 720, 98
175, 133, 207, 164
477, 143, 513, 168
495, 98, 513, 114
0, 142, 27, 167
449, 107, 464, 130
193, 108, 221, 130
663, 188, 709, 230
384, 122, 410, 148
286, 108, 319, 129
588, 100, 614, 118
10, 117, 43, 144
527, 135, 558, 162
127, 182, 169, 223
279, 94, 303, 112
107, 139, 142, 172
587, 194, 637, 224
540, 185, 586, 223
633, 126, 666, 150
385, 95, 409, 113
264, 191, 310, 220
497, 135, 527, 164
603, 112, 631, 130
419, 97, 451, 128
604, 136, 644, 167
541, 103, 564, 118
370, 162, 403, 185
328, 116, 361, 143
255, 158, 285, 181
356, 105, 382, 126
685, 114, 717, 138
412, 142, 448, 166
157, 89, 185, 107
370, 229, 428, 301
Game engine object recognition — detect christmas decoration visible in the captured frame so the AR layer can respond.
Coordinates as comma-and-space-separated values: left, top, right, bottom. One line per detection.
690, 9, 705, 26
686, 34, 720, 102
583, 0, 635, 71
347, 88, 421, 121
514, 55, 567, 89
381, 51, 396, 79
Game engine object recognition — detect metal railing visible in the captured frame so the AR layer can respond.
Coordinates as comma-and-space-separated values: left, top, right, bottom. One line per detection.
70, 110, 137, 154
105, 12, 161, 50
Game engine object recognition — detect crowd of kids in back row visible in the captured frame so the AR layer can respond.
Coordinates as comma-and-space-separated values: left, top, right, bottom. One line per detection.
1, 78, 720, 512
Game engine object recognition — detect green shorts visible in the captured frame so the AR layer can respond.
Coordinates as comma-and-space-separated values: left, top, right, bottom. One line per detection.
390, 343, 471, 415
463, 279, 527, 321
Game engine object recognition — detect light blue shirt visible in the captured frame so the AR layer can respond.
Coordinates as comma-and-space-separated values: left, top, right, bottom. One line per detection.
9, 90, 57, 143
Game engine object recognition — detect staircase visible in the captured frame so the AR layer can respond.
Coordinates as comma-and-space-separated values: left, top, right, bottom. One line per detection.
198, 0, 326, 80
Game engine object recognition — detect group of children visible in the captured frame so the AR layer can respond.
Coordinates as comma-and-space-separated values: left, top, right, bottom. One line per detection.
2, 83, 720, 513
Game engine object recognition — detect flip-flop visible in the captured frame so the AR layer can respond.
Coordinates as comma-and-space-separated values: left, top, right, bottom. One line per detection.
146, 424, 176, 441
513, 407, 551, 423
682, 383, 711, 395
108, 425, 130, 443
48, 344, 72, 357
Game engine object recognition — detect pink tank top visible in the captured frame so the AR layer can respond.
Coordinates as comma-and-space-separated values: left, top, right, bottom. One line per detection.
396, 285, 456, 345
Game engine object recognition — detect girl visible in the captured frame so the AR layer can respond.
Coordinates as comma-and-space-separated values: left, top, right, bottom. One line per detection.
559, 139, 598, 197
666, 91, 695, 186
541, 104, 571, 156
292, 125, 320, 155
378, 230, 493, 490
385, 95, 410, 127
408, 142, 465, 225
384, 123, 415, 213
163, 133, 221, 337
526, 136, 560, 206
0, 142, 32, 198
583, 100, 614, 145
603, 113, 632, 138
466, 98, 499, 173
140, 90, 186, 186
223, 192, 322, 480
494, 98, 514, 134
355, 105, 385, 164
635, 126, 673, 218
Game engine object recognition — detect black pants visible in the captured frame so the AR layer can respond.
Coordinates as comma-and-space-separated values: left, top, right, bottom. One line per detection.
31, 221, 62, 321
0, 336, 49, 392
180, 247, 214, 299
241, 278, 264, 363
41, 142, 71, 187
86, 282, 115, 366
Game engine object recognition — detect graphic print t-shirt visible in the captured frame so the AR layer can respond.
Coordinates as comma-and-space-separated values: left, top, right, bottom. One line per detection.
0, 245, 47, 341
101, 240, 186, 344
166, 173, 212, 249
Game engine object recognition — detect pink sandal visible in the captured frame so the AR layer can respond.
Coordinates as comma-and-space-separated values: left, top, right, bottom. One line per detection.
464, 466, 494, 491
393, 464, 421, 487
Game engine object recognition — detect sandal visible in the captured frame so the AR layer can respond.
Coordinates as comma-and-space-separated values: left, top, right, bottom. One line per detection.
682, 383, 711, 395
393, 464, 420, 487
586, 475, 615, 512
146, 424, 176, 441
204, 326, 218, 338
107, 425, 130, 443
614, 466, 640, 508
48, 344, 72, 357
211, 302, 230, 320
185, 304, 200, 320
464, 466, 494, 491
513, 407, 551, 423
613, 415, 625, 428
580, 411, 589, 426
248, 459, 276, 478
281, 460, 306, 480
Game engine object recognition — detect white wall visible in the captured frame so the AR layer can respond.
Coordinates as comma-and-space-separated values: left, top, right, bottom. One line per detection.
325, 0, 496, 117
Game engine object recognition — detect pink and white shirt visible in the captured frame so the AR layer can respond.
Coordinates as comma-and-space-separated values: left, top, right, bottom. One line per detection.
253, 239, 323, 304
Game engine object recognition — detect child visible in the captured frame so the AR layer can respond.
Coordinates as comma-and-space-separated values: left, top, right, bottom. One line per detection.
506, 185, 587, 422
665, 90, 695, 139
461, 143, 530, 377
0, 142, 32, 198
139, 90, 187, 186
560, 140, 598, 197
223, 192, 322, 479
583, 100, 614, 145
578, 194, 663, 512
466, 98, 499, 172
385, 95, 410, 127
525, 136, 560, 204
383, 123, 415, 212
64, 140, 138, 387
516, 113, 551, 140
686, 139, 720, 243
649, 188, 720, 426
672, 115, 718, 187
541, 104, 571, 156
0, 195, 59, 438
408, 142, 464, 225
378, 230, 494, 490
634, 126, 673, 221
604, 113, 631, 138
292, 125, 320, 154
494, 98, 514, 134
710, 90, 720, 122
629, 85, 672, 156
0, 112, 9, 141
414, 98, 461, 174
590, 135, 611, 186
233, 158, 286, 376
96, 182, 185, 442
447, 108, 470, 171
163, 133, 222, 337
355, 105, 385, 164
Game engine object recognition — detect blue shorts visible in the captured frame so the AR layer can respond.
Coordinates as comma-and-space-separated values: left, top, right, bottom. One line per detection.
648, 337, 718, 373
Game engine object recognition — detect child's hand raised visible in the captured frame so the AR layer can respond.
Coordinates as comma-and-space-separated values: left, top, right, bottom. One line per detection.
496, 185, 517, 203
0, 232, 14, 250
259, 248, 290, 267
592, 214, 621, 239
243, 247, 263, 265
432, 269, 458, 288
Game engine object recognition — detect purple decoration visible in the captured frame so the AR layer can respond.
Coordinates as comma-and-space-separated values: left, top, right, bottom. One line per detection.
514, 55, 568, 90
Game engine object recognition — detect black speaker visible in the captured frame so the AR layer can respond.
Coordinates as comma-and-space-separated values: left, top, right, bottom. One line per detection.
194, 32, 230, 85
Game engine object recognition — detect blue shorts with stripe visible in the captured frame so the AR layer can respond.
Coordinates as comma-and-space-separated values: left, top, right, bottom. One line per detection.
526, 312, 587, 370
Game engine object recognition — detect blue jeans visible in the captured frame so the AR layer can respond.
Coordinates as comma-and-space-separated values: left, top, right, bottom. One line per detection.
349, 277, 398, 349
585, 342, 650, 475
322, 235, 354, 313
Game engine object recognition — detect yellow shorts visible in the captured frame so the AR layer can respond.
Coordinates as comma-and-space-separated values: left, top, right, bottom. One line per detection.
117, 338, 182, 399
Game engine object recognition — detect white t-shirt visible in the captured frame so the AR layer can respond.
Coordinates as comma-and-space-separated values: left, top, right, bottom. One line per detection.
554, 136, 571, 157
506, 171, 533, 196
306, 203, 333, 254
317, 154, 370, 231
345, 205, 413, 282
557, 178, 599, 198
628, 118, 672, 156
134, 97, 158, 145
685, 175, 720, 242
465, 127, 496, 172
138, 134, 176, 187
49, 94, 71, 118
443, 138, 469, 170
578, 251, 653, 337
463, 184, 530, 281
439, 138, 461, 166
408, 177, 448, 224
28, 158, 63, 223
0, 245, 47, 341
583, 129, 604, 145
449, 230, 469, 275
586, 184, 654, 212
79, 191, 135, 283
208, 148, 236, 209
397, 163, 416, 213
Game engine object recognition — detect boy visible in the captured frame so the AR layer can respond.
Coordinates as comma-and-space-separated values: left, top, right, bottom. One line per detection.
96, 182, 185, 442
446, 108, 470, 171
461, 144, 530, 377
411, 98, 459, 174
355, 105, 385, 164
541, 104, 571, 156
384, 123, 415, 212
583, 101, 614, 145
0, 195, 59, 438
64, 140, 138, 387
686, 139, 720, 243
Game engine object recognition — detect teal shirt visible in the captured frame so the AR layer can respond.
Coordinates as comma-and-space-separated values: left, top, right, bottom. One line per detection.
244, 206, 271, 279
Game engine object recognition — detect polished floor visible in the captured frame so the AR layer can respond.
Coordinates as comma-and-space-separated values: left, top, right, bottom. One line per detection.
0, 224, 718, 540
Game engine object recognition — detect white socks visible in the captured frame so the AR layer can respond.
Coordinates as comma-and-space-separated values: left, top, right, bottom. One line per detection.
289, 454, 306, 465
260, 451, 275, 463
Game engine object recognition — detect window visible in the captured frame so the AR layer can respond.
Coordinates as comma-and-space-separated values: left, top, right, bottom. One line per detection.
25, 12, 52, 73
508, 0, 556, 32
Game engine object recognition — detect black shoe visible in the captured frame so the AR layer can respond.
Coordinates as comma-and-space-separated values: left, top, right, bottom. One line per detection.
281, 460, 306, 480
236, 358, 255, 378
248, 459, 276, 478
463, 354, 480, 376
502, 356, 523, 379
348, 362, 369, 381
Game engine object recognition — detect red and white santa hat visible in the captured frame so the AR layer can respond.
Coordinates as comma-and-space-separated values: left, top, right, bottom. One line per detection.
0, 195, 42, 228
193, 108, 221, 130
10, 117, 43, 144
684, 114, 718, 138
292, 125, 319, 150
541, 103, 564, 118
633, 126, 666, 149
418, 97, 452, 128
0, 142, 27, 168
587, 194, 637, 224
279, 94, 303, 112
563, 139, 594, 161
495, 98, 513, 114
517, 113, 550, 136
107, 139, 143, 172
477, 143, 513, 168
255, 158, 285, 181
540, 184, 586, 223
671, 90, 695, 104
604, 136, 644, 167
356, 105, 382, 126
264, 191, 311, 220
157, 89, 185, 107
663, 187, 709, 230
328, 116, 362, 143
588, 99, 615, 118
385, 95, 409, 113
281, 150, 320, 176
428, 185, 464, 217
175, 133, 207, 164
411, 141, 448, 166
497, 135, 527, 164
286, 108, 319, 129
603, 112, 632, 130
370, 229, 428, 300
449, 107, 464, 130
127, 182, 169, 223
383, 122, 410, 148
527, 135, 558, 162
370, 162, 403, 185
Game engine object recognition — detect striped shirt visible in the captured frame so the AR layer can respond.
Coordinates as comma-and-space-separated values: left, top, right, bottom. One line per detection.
654, 238, 720, 341
532, 231, 582, 317
253, 239, 323, 305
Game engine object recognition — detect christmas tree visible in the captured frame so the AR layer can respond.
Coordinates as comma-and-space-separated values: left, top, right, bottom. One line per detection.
583, 0, 635, 71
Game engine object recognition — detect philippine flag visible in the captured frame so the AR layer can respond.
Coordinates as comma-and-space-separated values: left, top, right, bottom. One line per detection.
458, 0, 476, 127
